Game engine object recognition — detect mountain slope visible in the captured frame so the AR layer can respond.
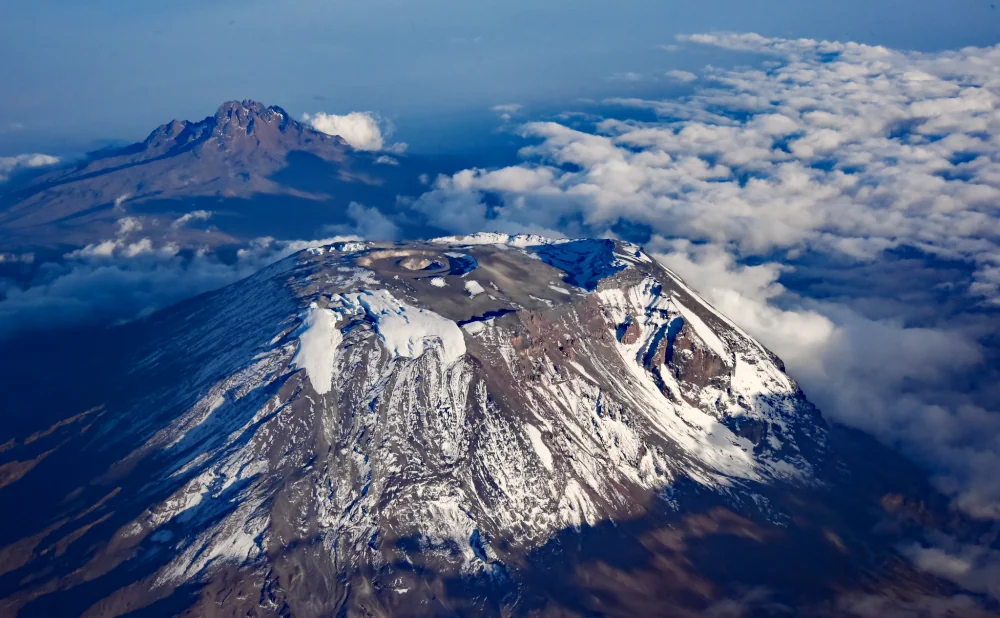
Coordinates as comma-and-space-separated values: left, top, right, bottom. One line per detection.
0, 235, 993, 617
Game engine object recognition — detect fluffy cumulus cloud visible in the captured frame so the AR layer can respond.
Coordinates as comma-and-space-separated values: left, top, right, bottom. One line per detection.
410, 33, 1000, 529
302, 111, 407, 153
0, 153, 59, 182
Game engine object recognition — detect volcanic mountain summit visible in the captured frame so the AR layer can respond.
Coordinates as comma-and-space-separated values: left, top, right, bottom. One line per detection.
134, 100, 345, 163
0, 101, 418, 249
0, 234, 993, 617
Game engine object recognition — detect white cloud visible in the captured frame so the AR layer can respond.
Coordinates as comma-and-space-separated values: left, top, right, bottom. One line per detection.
651, 240, 1000, 523
1, 234, 359, 338
302, 110, 407, 153
171, 210, 213, 229
0, 153, 59, 182
611, 71, 645, 82
116, 217, 143, 235
901, 536, 1000, 600
492, 103, 523, 122
409, 33, 1000, 525
414, 34, 1000, 301
323, 201, 401, 241
666, 69, 698, 83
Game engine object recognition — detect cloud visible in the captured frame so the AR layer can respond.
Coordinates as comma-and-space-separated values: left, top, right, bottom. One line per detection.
408, 32, 1000, 527
492, 103, 523, 122
117, 216, 143, 235
666, 69, 698, 83
302, 110, 407, 153
901, 536, 1000, 600
611, 71, 646, 82
652, 241, 1000, 529
829, 592, 991, 618
0, 153, 59, 182
323, 201, 401, 241
170, 210, 213, 229
0, 231, 359, 339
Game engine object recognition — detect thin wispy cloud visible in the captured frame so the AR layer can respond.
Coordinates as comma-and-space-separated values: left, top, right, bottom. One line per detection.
665, 69, 698, 83
491, 103, 523, 122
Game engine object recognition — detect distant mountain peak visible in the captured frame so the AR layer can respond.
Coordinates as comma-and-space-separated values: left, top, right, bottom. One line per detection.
213, 99, 292, 135
0, 100, 354, 240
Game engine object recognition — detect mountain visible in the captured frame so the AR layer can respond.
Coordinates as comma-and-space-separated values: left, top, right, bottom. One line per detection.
0, 101, 430, 250
0, 235, 993, 617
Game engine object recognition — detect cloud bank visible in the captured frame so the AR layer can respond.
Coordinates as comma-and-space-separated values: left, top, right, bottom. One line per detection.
302, 110, 407, 153
410, 33, 1000, 526
0, 233, 358, 339
0, 153, 59, 182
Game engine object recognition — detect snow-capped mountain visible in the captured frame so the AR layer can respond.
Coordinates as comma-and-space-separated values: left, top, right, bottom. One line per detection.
0, 235, 991, 617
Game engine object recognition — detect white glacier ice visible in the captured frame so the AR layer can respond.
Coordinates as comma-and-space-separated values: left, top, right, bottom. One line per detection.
339, 290, 466, 365
292, 304, 342, 395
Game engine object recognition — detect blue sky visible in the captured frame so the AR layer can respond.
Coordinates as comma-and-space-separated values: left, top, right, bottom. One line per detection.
2, 0, 999, 155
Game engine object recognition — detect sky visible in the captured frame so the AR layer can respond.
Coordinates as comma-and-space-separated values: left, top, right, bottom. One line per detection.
2, 0, 1000, 156
3, 0, 1000, 605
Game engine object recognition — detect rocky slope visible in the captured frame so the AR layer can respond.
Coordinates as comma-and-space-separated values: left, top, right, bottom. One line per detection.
0, 235, 993, 617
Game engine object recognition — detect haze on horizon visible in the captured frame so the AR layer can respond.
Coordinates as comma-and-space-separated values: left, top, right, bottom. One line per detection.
2, 0, 999, 155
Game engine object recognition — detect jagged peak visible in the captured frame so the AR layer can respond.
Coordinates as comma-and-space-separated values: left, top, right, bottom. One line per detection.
211, 99, 292, 135
214, 99, 288, 120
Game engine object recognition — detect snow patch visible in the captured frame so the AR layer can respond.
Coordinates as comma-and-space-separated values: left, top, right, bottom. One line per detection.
340, 290, 466, 365
465, 280, 486, 297
525, 424, 553, 470
430, 277, 447, 288
462, 321, 487, 335
292, 304, 342, 395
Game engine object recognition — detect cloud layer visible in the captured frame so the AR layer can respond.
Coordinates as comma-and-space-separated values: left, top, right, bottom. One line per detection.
0, 230, 358, 338
410, 33, 1000, 526
0, 153, 59, 182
